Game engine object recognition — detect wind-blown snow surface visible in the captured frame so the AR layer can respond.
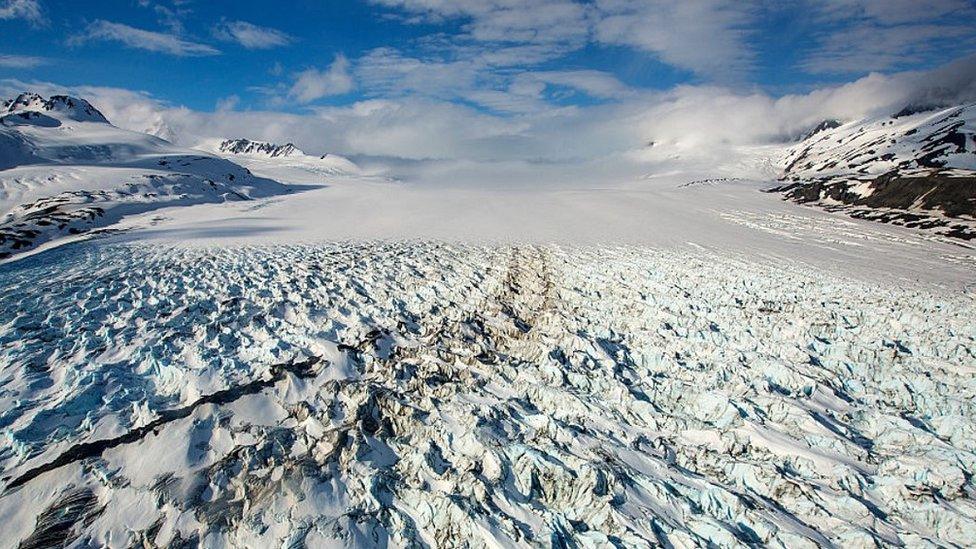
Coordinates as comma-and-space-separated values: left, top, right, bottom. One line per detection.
0, 241, 974, 547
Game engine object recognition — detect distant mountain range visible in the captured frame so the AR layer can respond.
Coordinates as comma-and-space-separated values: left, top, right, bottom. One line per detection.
208, 138, 361, 178
218, 138, 301, 158
4, 90, 975, 261
771, 104, 976, 241
0, 93, 372, 261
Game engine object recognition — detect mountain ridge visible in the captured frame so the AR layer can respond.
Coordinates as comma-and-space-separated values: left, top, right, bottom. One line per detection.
770, 103, 976, 241
207, 137, 362, 178
0, 92, 287, 260
218, 138, 302, 158
2, 92, 110, 124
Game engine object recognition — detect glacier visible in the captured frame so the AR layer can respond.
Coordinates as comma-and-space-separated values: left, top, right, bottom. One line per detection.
0, 241, 974, 547
1, 92, 975, 548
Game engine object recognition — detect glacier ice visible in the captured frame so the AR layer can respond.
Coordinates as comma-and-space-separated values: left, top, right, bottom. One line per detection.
0, 242, 973, 547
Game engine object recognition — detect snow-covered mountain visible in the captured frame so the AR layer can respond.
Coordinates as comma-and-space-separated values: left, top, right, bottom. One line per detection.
772, 104, 976, 240
205, 138, 362, 184
0, 93, 287, 260
2, 92, 110, 124
218, 138, 302, 158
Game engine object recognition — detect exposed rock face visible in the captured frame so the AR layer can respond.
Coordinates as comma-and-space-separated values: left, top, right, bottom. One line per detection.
219, 138, 301, 158
0, 242, 973, 547
0, 111, 62, 128
893, 104, 941, 119
213, 138, 362, 177
798, 119, 842, 141
771, 104, 976, 240
1, 92, 109, 124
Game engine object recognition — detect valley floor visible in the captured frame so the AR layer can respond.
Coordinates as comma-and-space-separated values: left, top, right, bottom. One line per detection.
0, 237, 974, 547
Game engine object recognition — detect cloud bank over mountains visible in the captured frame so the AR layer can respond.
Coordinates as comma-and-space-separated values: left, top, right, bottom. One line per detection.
5, 53, 975, 187
3, 0, 976, 185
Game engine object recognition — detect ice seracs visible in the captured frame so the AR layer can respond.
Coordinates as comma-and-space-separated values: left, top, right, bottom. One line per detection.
0, 242, 973, 547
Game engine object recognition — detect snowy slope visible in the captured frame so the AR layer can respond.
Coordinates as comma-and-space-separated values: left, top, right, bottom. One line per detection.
773, 104, 976, 239
0, 93, 287, 260
204, 138, 362, 182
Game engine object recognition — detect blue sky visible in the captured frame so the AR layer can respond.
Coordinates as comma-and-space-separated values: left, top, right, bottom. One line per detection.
3, 0, 975, 113
2, 0, 975, 170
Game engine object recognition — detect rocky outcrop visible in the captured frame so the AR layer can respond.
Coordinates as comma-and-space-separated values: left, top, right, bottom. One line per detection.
218, 138, 301, 158
798, 119, 842, 141
1, 92, 109, 124
771, 104, 976, 241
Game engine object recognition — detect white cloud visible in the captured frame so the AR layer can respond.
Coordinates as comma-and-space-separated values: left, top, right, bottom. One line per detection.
803, 0, 976, 74
354, 47, 634, 113
465, 43, 573, 67
371, 0, 757, 79
215, 94, 240, 112
519, 70, 635, 99
627, 54, 976, 167
817, 0, 972, 24
593, 0, 755, 79
6, 54, 975, 181
0, 0, 44, 25
0, 54, 47, 68
356, 48, 483, 101
133, 1, 195, 34
372, 0, 976, 81
213, 20, 293, 49
374, 0, 590, 45
803, 23, 975, 74
288, 55, 355, 103
69, 20, 220, 56
456, 1, 589, 45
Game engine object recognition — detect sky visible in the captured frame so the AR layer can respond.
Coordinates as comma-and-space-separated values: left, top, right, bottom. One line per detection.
2, 0, 976, 182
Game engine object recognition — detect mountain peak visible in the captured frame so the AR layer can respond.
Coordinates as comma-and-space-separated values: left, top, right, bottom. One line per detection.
774, 103, 976, 240
218, 138, 302, 158
1, 92, 110, 124
892, 103, 942, 119
799, 119, 842, 141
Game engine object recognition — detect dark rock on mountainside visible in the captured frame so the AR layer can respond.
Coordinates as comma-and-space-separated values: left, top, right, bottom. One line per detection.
0, 111, 61, 128
799, 119, 842, 141
2, 92, 109, 124
893, 103, 942, 119
218, 139, 300, 158
770, 104, 976, 241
